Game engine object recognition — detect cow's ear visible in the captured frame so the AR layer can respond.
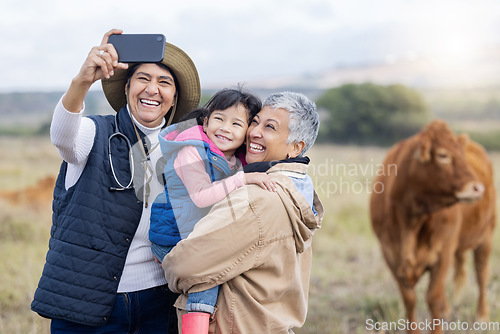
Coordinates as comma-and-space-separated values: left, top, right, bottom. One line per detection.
414, 137, 431, 163
458, 133, 469, 147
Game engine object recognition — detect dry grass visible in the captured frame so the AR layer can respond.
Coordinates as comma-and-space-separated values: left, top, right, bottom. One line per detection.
0, 137, 60, 191
1, 138, 500, 333
0, 137, 58, 333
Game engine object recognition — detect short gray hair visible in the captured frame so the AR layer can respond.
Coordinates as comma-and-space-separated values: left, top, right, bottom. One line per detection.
263, 91, 319, 155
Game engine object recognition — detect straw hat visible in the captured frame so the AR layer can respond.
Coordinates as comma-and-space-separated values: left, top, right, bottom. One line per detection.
102, 41, 201, 124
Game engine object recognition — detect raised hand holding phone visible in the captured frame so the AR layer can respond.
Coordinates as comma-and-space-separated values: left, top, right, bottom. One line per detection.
63, 29, 129, 113
64, 30, 166, 113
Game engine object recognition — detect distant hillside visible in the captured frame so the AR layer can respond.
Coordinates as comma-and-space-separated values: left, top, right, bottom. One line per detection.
0, 90, 113, 132
0, 92, 62, 127
3, 45, 500, 136
0, 87, 323, 134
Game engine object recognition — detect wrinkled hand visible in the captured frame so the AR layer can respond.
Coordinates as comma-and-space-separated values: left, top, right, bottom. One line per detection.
75, 29, 129, 86
244, 172, 277, 192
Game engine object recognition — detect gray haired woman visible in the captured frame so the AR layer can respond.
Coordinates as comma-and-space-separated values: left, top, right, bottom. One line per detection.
163, 91, 324, 333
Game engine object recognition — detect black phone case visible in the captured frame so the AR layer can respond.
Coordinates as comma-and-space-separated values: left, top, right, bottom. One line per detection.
108, 34, 166, 63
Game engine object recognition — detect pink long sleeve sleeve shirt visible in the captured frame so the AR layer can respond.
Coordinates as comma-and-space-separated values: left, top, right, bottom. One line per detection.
173, 146, 245, 208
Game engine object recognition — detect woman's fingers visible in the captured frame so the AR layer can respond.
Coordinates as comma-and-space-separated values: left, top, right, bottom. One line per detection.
98, 49, 114, 77
99, 29, 128, 70
103, 43, 120, 67
89, 46, 112, 79
92, 43, 128, 79
73, 30, 128, 86
100, 29, 123, 46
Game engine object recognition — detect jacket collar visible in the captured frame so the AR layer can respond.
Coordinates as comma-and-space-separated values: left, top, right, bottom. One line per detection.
243, 156, 310, 173
117, 106, 146, 145
117, 105, 154, 154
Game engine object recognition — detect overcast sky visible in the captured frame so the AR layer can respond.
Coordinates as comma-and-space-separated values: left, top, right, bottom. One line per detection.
2, 0, 500, 92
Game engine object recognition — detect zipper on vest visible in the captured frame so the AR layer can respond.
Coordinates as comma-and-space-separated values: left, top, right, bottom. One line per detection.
123, 292, 129, 305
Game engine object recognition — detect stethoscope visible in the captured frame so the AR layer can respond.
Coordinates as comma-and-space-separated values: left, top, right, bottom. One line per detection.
108, 113, 135, 191
107, 99, 176, 202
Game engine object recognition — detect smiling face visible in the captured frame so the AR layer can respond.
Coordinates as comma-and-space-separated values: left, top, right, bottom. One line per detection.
246, 106, 299, 163
203, 103, 249, 160
125, 63, 177, 128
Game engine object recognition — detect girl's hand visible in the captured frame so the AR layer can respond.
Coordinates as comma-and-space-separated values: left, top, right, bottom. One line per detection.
244, 173, 277, 192
74, 29, 129, 86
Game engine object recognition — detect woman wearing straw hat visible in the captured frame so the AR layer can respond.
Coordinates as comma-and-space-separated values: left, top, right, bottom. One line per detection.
31, 29, 200, 333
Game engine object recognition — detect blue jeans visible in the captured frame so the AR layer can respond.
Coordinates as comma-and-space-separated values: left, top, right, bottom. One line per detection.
151, 243, 173, 263
185, 286, 219, 314
50, 285, 178, 334
151, 243, 219, 314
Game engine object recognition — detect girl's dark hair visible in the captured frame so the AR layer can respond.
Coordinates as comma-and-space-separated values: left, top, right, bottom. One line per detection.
180, 86, 262, 125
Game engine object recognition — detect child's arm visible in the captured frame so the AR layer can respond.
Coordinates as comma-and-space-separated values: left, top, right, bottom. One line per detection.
244, 173, 277, 192
174, 146, 276, 208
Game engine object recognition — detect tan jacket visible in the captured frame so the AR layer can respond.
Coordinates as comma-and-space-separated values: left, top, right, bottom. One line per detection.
163, 162, 324, 333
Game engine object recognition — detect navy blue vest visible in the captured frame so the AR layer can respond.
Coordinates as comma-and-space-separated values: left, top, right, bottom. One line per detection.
31, 107, 146, 326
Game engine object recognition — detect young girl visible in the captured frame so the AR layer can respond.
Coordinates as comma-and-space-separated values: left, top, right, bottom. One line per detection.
149, 88, 275, 333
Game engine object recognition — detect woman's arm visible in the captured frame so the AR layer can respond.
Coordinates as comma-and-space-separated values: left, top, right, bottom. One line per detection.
62, 29, 127, 113
163, 191, 259, 294
50, 29, 129, 176
50, 97, 96, 165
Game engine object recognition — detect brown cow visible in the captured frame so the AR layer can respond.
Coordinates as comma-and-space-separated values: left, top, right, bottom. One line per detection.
370, 120, 496, 334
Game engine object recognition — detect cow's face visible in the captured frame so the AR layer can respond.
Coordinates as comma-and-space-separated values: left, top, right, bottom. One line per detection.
410, 120, 484, 210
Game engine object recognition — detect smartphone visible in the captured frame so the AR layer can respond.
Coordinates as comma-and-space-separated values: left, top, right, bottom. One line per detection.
108, 34, 166, 63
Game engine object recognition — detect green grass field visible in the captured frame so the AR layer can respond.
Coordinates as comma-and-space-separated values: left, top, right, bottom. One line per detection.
1, 138, 499, 333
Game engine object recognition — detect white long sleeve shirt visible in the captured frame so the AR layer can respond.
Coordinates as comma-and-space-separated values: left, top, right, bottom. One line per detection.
50, 97, 167, 292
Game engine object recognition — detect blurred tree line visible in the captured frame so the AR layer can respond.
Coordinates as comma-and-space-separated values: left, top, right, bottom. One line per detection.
3, 84, 500, 150
315, 83, 430, 146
